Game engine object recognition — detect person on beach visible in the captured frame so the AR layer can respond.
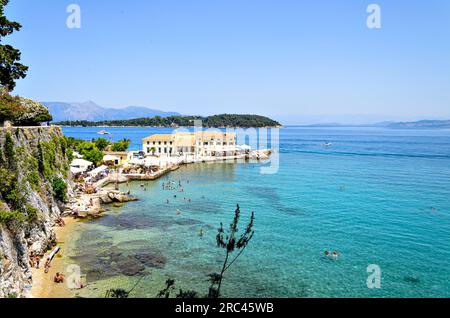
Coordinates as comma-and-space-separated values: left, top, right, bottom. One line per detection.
54, 272, 65, 283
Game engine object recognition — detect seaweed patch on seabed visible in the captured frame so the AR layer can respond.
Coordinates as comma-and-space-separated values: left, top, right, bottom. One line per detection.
404, 276, 421, 284
183, 200, 223, 214
94, 212, 165, 230
246, 186, 306, 216
71, 245, 167, 282
173, 218, 203, 226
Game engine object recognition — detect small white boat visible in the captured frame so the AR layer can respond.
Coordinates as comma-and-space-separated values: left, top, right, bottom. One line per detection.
97, 130, 110, 135
322, 142, 333, 147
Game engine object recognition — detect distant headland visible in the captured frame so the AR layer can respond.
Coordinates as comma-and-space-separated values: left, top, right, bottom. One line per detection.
53, 114, 282, 128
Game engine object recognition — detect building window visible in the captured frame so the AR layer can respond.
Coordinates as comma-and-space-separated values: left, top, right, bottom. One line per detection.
158, 147, 161, 153
164, 141, 167, 145
153, 141, 156, 145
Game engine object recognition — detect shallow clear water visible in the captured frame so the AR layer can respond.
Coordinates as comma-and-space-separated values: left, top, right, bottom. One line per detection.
63, 126, 450, 298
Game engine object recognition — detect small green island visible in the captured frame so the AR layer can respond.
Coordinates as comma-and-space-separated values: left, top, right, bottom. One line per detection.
54, 114, 282, 128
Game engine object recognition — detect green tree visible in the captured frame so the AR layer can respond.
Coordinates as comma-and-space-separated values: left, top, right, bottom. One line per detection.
77, 141, 103, 165
0, 0, 28, 91
111, 139, 130, 152
94, 137, 110, 151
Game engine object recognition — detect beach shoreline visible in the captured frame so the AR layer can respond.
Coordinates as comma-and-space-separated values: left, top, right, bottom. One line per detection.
30, 217, 80, 298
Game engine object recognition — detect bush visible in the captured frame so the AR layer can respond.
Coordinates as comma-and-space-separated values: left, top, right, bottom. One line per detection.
0, 94, 51, 125
25, 204, 38, 222
0, 94, 26, 123
0, 209, 26, 225
52, 177, 67, 202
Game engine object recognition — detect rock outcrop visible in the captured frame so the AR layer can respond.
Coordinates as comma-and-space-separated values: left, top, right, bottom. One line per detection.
0, 126, 72, 298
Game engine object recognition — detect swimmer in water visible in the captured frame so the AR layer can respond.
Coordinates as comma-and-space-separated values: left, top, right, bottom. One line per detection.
324, 250, 330, 257
332, 251, 339, 259
176, 209, 181, 215
199, 228, 204, 237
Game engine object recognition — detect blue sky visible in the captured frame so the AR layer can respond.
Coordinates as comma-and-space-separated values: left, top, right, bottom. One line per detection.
5, 0, 450, 123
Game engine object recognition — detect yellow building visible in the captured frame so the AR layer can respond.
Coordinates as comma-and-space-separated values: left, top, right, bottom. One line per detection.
142, 131, 237, 157
103, 151, 134, 165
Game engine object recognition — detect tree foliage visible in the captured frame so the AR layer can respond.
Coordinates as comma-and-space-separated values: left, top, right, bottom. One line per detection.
55, 114, 281, 128
94, 137, 109, 151
77, 141, 104, 165
111, 138, 130, 152
0, 0, 28, 91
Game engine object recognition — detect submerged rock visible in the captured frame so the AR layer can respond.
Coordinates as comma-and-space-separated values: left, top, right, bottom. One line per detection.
72, 245, 167, 282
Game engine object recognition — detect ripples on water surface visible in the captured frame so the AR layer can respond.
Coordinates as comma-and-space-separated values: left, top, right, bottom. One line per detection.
63, 126, 450, 297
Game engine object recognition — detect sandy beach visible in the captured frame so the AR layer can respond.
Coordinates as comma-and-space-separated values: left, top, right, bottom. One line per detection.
31, 217, 81, 298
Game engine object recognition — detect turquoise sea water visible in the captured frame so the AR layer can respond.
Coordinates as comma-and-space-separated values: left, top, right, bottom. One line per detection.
62, 126, 450, 297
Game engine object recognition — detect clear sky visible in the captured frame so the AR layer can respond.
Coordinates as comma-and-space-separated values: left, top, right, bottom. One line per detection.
5, 0, 450, 123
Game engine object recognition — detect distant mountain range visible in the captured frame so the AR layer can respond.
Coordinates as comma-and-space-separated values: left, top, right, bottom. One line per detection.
387, 120, 450, 129
298, 120, 450, 129
43, 101, 180, 122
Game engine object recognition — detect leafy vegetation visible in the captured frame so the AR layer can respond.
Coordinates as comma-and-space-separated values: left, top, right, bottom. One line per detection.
111, 138, 131, 152
76, 141, 104, 165
55, 114, 281, 128
0, 207, 25, 225
0, 131, 70, 227
0, 93, 53, 125
94, 137, 109, 151
52, 177, 67, 202
0, 0, 28, 91
65, 136, 131, 165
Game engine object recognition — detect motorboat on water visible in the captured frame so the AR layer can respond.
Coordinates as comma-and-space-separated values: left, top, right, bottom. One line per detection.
97, 130, 110, 135
322, 142, 333, 147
